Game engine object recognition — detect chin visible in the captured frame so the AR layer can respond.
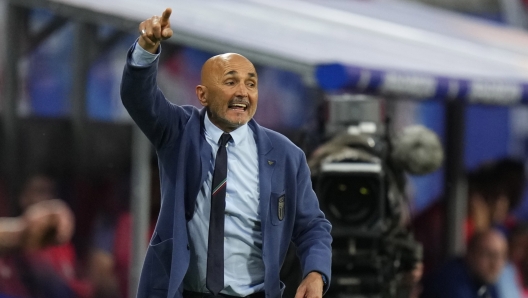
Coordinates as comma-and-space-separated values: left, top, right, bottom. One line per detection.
230, 116, 249, 125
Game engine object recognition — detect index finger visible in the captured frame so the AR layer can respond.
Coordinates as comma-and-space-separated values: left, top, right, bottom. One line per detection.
161, 8, 172, 24
294, 288, 306, 298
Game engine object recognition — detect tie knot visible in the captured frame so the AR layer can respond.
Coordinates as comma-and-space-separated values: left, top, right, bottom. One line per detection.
219, 133, 232, 147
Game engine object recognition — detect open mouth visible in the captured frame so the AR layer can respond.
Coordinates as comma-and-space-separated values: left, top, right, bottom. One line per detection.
228, 103, 248, 111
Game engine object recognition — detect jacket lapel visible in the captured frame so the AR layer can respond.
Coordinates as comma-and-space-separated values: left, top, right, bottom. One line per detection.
248, 120, 274, 231
185, 108, 212, 221
199, 108, 211, 187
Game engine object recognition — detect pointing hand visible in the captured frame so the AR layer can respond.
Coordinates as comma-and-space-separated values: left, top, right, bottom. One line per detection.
138, 8, 173, 53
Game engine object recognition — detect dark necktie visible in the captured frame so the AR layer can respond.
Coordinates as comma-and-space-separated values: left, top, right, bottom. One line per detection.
206, 133, 232, 295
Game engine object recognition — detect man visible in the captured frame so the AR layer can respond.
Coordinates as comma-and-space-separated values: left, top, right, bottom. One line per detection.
120, 8, 332, 298
420, 229, 508, 298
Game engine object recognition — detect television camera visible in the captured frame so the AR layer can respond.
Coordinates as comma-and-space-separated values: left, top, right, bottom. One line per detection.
309, 95, 443, 297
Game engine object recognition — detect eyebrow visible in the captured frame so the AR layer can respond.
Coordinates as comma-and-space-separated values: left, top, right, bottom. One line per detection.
225, 70, 257, 78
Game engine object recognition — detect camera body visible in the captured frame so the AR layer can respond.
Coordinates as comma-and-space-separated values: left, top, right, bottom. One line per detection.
312, 95, 423, 297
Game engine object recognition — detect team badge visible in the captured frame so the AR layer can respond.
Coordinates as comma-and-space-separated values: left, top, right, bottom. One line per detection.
278, 195, 285, 221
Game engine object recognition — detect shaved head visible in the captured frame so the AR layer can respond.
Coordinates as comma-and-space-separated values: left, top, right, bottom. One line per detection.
201, 53, 255, 86
195, 53, 258, 132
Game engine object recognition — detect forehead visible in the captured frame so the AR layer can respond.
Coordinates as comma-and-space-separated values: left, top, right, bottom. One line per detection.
479, 234, 507, 251
218, 56, 256, 77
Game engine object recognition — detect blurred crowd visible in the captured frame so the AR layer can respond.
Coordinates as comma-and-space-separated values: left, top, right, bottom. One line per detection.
0, 157, 527, 298
0, 161, 160, 298
414, 158, 528, 298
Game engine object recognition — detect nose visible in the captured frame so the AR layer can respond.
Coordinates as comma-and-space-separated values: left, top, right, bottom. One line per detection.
234, 83, 249, 98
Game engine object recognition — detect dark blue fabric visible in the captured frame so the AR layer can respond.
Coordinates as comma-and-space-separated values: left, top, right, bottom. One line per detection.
420, 258, 499, 298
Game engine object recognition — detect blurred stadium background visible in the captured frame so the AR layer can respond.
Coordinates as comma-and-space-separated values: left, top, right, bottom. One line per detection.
2, 0, 528, 297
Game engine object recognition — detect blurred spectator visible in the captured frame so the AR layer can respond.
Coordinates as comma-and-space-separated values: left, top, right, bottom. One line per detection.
0, 198, 74, 298
501, 222, 528, 297
82, 175, 126, 298
465, 158, 525, 236
420, 228, 508, 298
496, 261, 523, 298
0, 194, 76, 296
0, 175, 92, 298
85, 248, 119, 298
0, 197, 74, 255
413, 158, 526, 274
494, 222, 528, 298
112, 161, 160, 298
87, 159, 160, 298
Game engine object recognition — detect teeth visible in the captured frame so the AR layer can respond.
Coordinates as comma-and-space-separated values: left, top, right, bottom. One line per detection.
232, 103, 247, 108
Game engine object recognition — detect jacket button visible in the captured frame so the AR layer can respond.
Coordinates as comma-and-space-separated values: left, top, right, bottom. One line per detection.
187, 244, 190, 250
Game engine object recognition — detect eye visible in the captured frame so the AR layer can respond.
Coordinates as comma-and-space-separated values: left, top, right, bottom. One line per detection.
247, 81, 256, 88
225, 80, 235, 86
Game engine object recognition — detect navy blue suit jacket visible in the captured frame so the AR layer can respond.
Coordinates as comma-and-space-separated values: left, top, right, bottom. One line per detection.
120, 46, 332, 298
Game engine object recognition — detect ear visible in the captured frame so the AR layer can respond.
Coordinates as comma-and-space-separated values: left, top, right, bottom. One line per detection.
196, 85, 208, 107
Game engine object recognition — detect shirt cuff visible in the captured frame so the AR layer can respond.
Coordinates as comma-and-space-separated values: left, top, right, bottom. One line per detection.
131, 41, 160, 66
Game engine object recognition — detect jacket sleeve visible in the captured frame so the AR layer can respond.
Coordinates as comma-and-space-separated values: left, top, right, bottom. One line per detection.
291, 152, 333, 293
120, 43, 189, 149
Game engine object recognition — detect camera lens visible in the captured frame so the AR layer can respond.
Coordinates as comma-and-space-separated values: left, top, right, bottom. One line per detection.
321, 175, 379, 225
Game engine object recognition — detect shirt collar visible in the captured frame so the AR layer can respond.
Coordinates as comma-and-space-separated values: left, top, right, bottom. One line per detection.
204, 111, 248, 146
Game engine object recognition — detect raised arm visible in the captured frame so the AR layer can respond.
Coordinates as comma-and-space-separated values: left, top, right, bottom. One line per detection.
121, 8, 188, 149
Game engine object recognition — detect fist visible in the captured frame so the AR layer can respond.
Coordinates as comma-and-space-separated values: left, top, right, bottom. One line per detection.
22, 199, 75, 250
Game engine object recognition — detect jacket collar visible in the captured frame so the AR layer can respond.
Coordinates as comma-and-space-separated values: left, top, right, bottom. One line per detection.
248, 119, 273, 156
200, 108, 273, 156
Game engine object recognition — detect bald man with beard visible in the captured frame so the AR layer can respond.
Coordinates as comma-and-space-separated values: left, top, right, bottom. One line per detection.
120, 8, 332, 298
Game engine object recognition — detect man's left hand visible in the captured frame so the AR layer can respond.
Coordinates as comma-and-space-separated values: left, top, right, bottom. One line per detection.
294, 271, 324, 298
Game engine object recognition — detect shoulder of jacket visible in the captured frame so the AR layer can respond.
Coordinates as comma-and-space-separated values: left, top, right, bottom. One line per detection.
260, 127, 305, 157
